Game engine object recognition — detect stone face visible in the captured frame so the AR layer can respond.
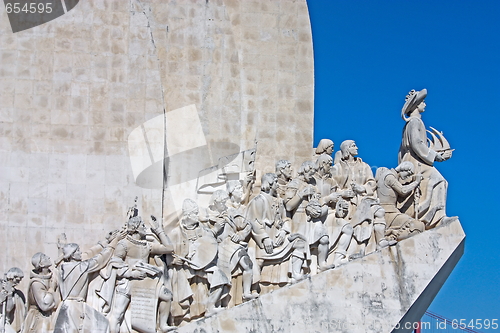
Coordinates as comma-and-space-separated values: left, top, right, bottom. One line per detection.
177, 218, 465, 333
0, 0, 314, 286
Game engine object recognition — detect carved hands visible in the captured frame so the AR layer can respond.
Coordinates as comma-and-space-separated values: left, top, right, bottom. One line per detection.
49, 277, 58, 292
298, 185, 316, 199
2, 280, 14, 294
109, 229, 127, 248
127, 270, 147, 280
351, 182, 366, 195
214, 218, 226, 233
244, 171, 256, 188
149, 215, 161, 231
341, 189, 355, 199
274, 230, 287, 247
230, 232, 242, 243
105, 229, 120, 243
171, 256, 184, 266
305, 201, 322, 218
211, 212, 231, 232
57, 233, 67, 251
435, 150, 452, 162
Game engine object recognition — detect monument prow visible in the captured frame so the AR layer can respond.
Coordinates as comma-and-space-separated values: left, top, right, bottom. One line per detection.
177, 218, 464, 333
0, 1, 462, 332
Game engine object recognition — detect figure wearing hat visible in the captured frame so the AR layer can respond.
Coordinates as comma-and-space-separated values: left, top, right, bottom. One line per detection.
398, 88, 454, 228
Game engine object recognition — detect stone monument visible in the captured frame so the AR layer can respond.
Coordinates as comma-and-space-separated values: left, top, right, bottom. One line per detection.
0, 1, 463, 333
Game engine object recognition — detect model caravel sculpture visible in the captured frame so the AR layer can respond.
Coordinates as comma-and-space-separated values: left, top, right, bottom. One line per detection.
0, 89, 456, 333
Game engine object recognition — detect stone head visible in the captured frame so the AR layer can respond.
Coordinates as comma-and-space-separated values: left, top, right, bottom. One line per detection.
182, 198, 200, 227
62, 243, 81, 261
127, 216, 147, 238
335, 199, 349, 218
395, 161, 415, 181
401, 88, 427, 120
210, 190, 229, 213
275, 160, 292, 180
6, 267, 24, 286
261, 173, 278, 194
316, 154, 333, 174
340, 140, 358, 159
298, 160, 316, 181
226, 180, 244, 200
315, 139, 334, 156
31, 252, 52, 271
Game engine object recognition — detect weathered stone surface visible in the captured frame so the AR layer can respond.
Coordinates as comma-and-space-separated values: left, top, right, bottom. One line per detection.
177, 218, 465, 333
0, 2, 463, 332
0, 0, 314, 288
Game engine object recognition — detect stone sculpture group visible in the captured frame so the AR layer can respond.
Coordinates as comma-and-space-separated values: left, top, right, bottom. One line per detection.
0, 89, 455, 332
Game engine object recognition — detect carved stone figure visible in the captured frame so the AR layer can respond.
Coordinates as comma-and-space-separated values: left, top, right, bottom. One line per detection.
376, 162, 426, 241
246, 173, 308, 288
275, 160, 293, 200
108, 215, 175, 333
332, 140, 393, 256
314, 138, 334, 158
285, 161, 317, 239
169, 199, 230, 325
0, 85, 462, 330
225, 180, 261, 305
399, 88, 453, 228
21, 253, 59, 333
285, 161, 332, 272
206, 190, 257, 303
0, 268, 25, 333
333, 199, 352, 264
240, 171, 256, 205
53, 231, 124, 333
226, 180, 250, 212
311, 154, 354, 267
84, 229, 123, 316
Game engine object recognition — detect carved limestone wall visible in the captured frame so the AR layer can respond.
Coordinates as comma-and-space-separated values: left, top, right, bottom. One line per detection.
0, 2, 462, 333
0, 0, 314, 286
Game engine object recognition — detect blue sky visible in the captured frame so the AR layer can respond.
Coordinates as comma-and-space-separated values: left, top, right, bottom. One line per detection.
308, 0, 500, 323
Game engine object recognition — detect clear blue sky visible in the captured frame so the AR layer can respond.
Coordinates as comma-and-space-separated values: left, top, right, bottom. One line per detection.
308, 0, 500, 323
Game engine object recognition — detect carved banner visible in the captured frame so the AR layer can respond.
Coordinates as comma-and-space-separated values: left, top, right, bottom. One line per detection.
130, 278, 159, 333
